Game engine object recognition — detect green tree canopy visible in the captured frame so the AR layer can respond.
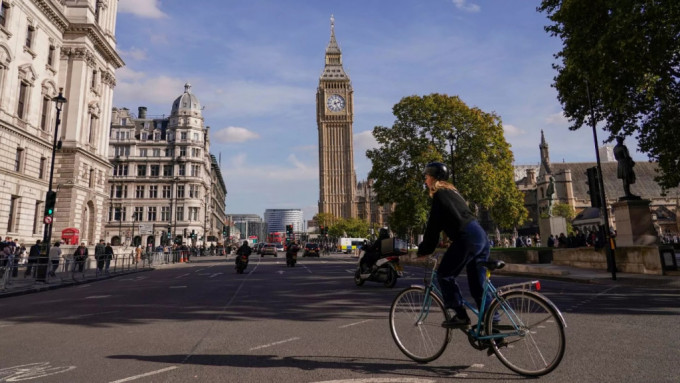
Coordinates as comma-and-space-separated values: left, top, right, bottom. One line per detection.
538, 0, 680, 189
327, 217, 369, 239
366, 93, 528, 233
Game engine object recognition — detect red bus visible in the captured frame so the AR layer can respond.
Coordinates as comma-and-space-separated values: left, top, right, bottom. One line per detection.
267, 232, 284, 245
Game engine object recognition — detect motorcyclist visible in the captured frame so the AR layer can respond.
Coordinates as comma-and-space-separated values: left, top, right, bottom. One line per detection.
360, 227, 390, 273
286, 240, 300, 261
235, 241, 252, 267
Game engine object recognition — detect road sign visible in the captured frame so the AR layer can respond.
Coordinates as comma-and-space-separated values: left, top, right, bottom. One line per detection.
43, 216, 53, 224
138, 223, 153, 235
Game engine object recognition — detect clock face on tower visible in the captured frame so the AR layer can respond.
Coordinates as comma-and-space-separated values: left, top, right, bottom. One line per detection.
326, 94, 345, 112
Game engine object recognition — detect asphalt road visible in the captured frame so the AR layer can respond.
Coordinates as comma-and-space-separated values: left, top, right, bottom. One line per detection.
0, 254, 678, 383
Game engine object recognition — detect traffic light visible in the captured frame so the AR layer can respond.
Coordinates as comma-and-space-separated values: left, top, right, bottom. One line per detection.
183, 228, 188, 238
166, 231, 171, 239
319, 225, 324, 234
585, 166, 602, 208
44, 190, 57, 216
191, 230, 196, 239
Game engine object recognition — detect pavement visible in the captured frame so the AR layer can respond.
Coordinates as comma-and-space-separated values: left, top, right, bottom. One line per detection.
1, 255, 679, 300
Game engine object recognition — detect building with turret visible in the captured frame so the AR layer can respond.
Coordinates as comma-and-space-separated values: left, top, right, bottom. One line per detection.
106, 84, 227, 248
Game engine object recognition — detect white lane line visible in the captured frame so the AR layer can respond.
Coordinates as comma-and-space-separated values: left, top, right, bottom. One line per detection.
169, 286, 187, 289
209, 273, 223, 278
174, 273, 190, 279
61, 310, 119, 320
339, 319, 373, 329
249, 337, 300, 351
108, 366, 178, 383
85, 295, 111, 299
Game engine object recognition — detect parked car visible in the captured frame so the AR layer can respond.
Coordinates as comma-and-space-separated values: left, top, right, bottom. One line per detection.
254, 242, 264, 254
261, 243, 277, 257
303, 243, 320, 257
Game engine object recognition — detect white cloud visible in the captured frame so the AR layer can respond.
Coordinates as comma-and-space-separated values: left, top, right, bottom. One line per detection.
118, 0, 167, 19
503, 124, 526, 137
212, 127, 260, 144
354, 130, 379, 154
452, 0, 481, 13
119, 47, 148, 61
545, 111, 569, 125
113, 71, 185, 107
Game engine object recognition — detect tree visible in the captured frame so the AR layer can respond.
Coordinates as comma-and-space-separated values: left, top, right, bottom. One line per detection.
541, 202, 575, 234
327, 217, 369, 238
366, 93, 528, 233
538, 0, 680, 189
313, 212, 336, 233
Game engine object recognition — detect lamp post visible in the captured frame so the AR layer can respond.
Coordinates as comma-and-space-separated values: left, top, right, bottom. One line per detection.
447, 132, 456, 185
171, 177, 179, 245
37, 89, 67, 282
585, 81, 617, 280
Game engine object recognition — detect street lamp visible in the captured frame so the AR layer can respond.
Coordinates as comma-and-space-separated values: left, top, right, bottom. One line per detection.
447, 132, 456, 185
171, 177, 179, 245
37, 89, 67, 282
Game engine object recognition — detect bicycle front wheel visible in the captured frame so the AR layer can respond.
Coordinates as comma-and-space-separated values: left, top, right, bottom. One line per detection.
486, 290, 566, 376
389, 287, 450, 363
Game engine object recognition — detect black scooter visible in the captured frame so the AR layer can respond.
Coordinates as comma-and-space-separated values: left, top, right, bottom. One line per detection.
235, 254, 249, 274
286, 245, 299, 267
354, 252, 402, 288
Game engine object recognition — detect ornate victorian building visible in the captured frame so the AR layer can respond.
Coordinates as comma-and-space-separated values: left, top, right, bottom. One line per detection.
106, 84, 227, 247
0, 0, 122, 245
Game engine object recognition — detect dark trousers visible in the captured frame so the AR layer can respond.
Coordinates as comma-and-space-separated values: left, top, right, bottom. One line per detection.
437, 220, 492, 316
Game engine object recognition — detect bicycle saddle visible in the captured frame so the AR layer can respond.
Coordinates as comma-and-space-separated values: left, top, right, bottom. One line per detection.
480, 260, 505, 270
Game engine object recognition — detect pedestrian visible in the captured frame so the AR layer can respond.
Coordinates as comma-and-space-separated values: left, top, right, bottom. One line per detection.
104, 242, 114, 274
25, 240, 41, 278
48, 241, 62, 277
95, 239, 106, 275
416, 162, 494, 328
73, 242, 88, 273
63, 242, 75, 273
134, 245, 142, 264
547, 234, 555, 248
3, 239, 17, 278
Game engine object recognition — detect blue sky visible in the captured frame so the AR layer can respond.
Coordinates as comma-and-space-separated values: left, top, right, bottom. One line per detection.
113, 0, 646, 221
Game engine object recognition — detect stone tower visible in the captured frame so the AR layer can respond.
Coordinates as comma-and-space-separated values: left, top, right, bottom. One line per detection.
316, 15, 357, 220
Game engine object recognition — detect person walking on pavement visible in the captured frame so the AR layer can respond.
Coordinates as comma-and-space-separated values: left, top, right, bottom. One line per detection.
104, 243, 114, 274
417, 162, 494, 328
95, 240, 106, 276
25, 240, 41, 278
48, 242, 62, 278
73, 242, 88, 273
135, 245, 142, 264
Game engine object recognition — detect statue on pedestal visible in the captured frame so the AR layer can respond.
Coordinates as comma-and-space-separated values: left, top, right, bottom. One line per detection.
546, 176, 555, 217
613, 136, 640, 200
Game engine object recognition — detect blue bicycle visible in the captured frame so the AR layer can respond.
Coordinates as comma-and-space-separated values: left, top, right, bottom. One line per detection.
389, 254, 566, 376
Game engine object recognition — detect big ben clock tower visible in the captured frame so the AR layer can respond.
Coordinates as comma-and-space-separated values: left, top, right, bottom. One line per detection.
317, 15, 357, 220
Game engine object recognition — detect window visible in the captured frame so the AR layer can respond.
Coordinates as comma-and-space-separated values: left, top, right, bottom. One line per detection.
113, 184, 127, 198
154, 132, 160, 141
175, 206, 184, 221
25, 25, 35, 48
137, 165, 146, 176
147, 207, 157, 222
161, 206, 171, 221
152, 148, 160, 157
178, 164, 186, 176
47, 45, 55, 67
176, 185, 185, 198
135, 186, 144, 198
113, 164, 128, 176
91, 69, 97, 88
141, 132, 147, 141
162, 185, 171, 198
39, 157, 46, 179
111, 206, 126, 222
17, 81, 28, 119
191, 148, 201, 157
7, 195, 19, 232
33, 201, 42, 235
134, 207, 143, 221
150, 165, 160, 177
0, 2, 9, 28
139, 148, 147, 157
121, 117, 127, 126
180, 132, 187, 140
193, 133, 199, 142
189, 207, 199, 221
149, 185, 158, 198
89, 168, 94, 188
163, 165, 173, 177
89, 115, 97, 144
179, 147, 186, 156
14, 148, 24, 172
165, 148, 172, 157
94, 0, 101, 23
40, 95, 50, 131
114, 145, 130, 156
189, 185, 199, 198
191, 165, 201, 177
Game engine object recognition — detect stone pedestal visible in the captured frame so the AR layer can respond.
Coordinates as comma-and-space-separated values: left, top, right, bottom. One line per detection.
612, 199, 658, 246
539, 216, 568, 242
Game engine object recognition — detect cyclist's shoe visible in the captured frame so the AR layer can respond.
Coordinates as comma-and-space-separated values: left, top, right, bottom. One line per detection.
441, 315, 471, 329
486, 329, 509, 356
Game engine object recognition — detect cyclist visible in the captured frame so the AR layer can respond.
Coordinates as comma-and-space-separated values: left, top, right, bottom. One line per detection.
417, 162, 492, 329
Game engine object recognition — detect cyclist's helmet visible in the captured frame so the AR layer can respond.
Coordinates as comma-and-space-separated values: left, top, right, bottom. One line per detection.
424, 162, 449, 181
378, 227, 390, 240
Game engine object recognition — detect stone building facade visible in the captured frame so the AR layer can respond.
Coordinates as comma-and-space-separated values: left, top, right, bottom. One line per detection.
515, 131, 679, 236
0, 0, 122, 245
106, 84, 227, 248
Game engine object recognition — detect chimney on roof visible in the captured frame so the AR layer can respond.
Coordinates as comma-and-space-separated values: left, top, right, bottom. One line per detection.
138, 106, 147, 119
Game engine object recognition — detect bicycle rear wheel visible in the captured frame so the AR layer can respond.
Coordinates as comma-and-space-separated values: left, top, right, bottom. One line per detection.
486, 290, 566, 376
389, 287, 450, 363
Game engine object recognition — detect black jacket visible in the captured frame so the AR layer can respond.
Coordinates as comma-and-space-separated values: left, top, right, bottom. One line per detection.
417, 188, 475, 255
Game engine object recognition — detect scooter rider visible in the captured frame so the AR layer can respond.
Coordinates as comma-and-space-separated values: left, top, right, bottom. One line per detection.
235, 241, 252, 266
360, 227, 390, 273
286, 240, 300, 260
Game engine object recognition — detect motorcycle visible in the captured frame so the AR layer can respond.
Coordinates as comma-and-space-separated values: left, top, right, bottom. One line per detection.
235, 254, 249, 274
354, 238, 405, 288
286, 244, 300, 267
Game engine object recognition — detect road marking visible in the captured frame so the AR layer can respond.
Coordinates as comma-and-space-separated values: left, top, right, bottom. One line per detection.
174, 273, 190, 279
276, 270, 285, 275
249, 337, 300, 351
108, 366, 178, 383
313, 378, 435, 383
339, 319, 373, 328
61, 311, 119, 320
85, 295, 111, 299
0, 362, 76, 381
170, 286, 187, 289
209, 273, 223, 278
